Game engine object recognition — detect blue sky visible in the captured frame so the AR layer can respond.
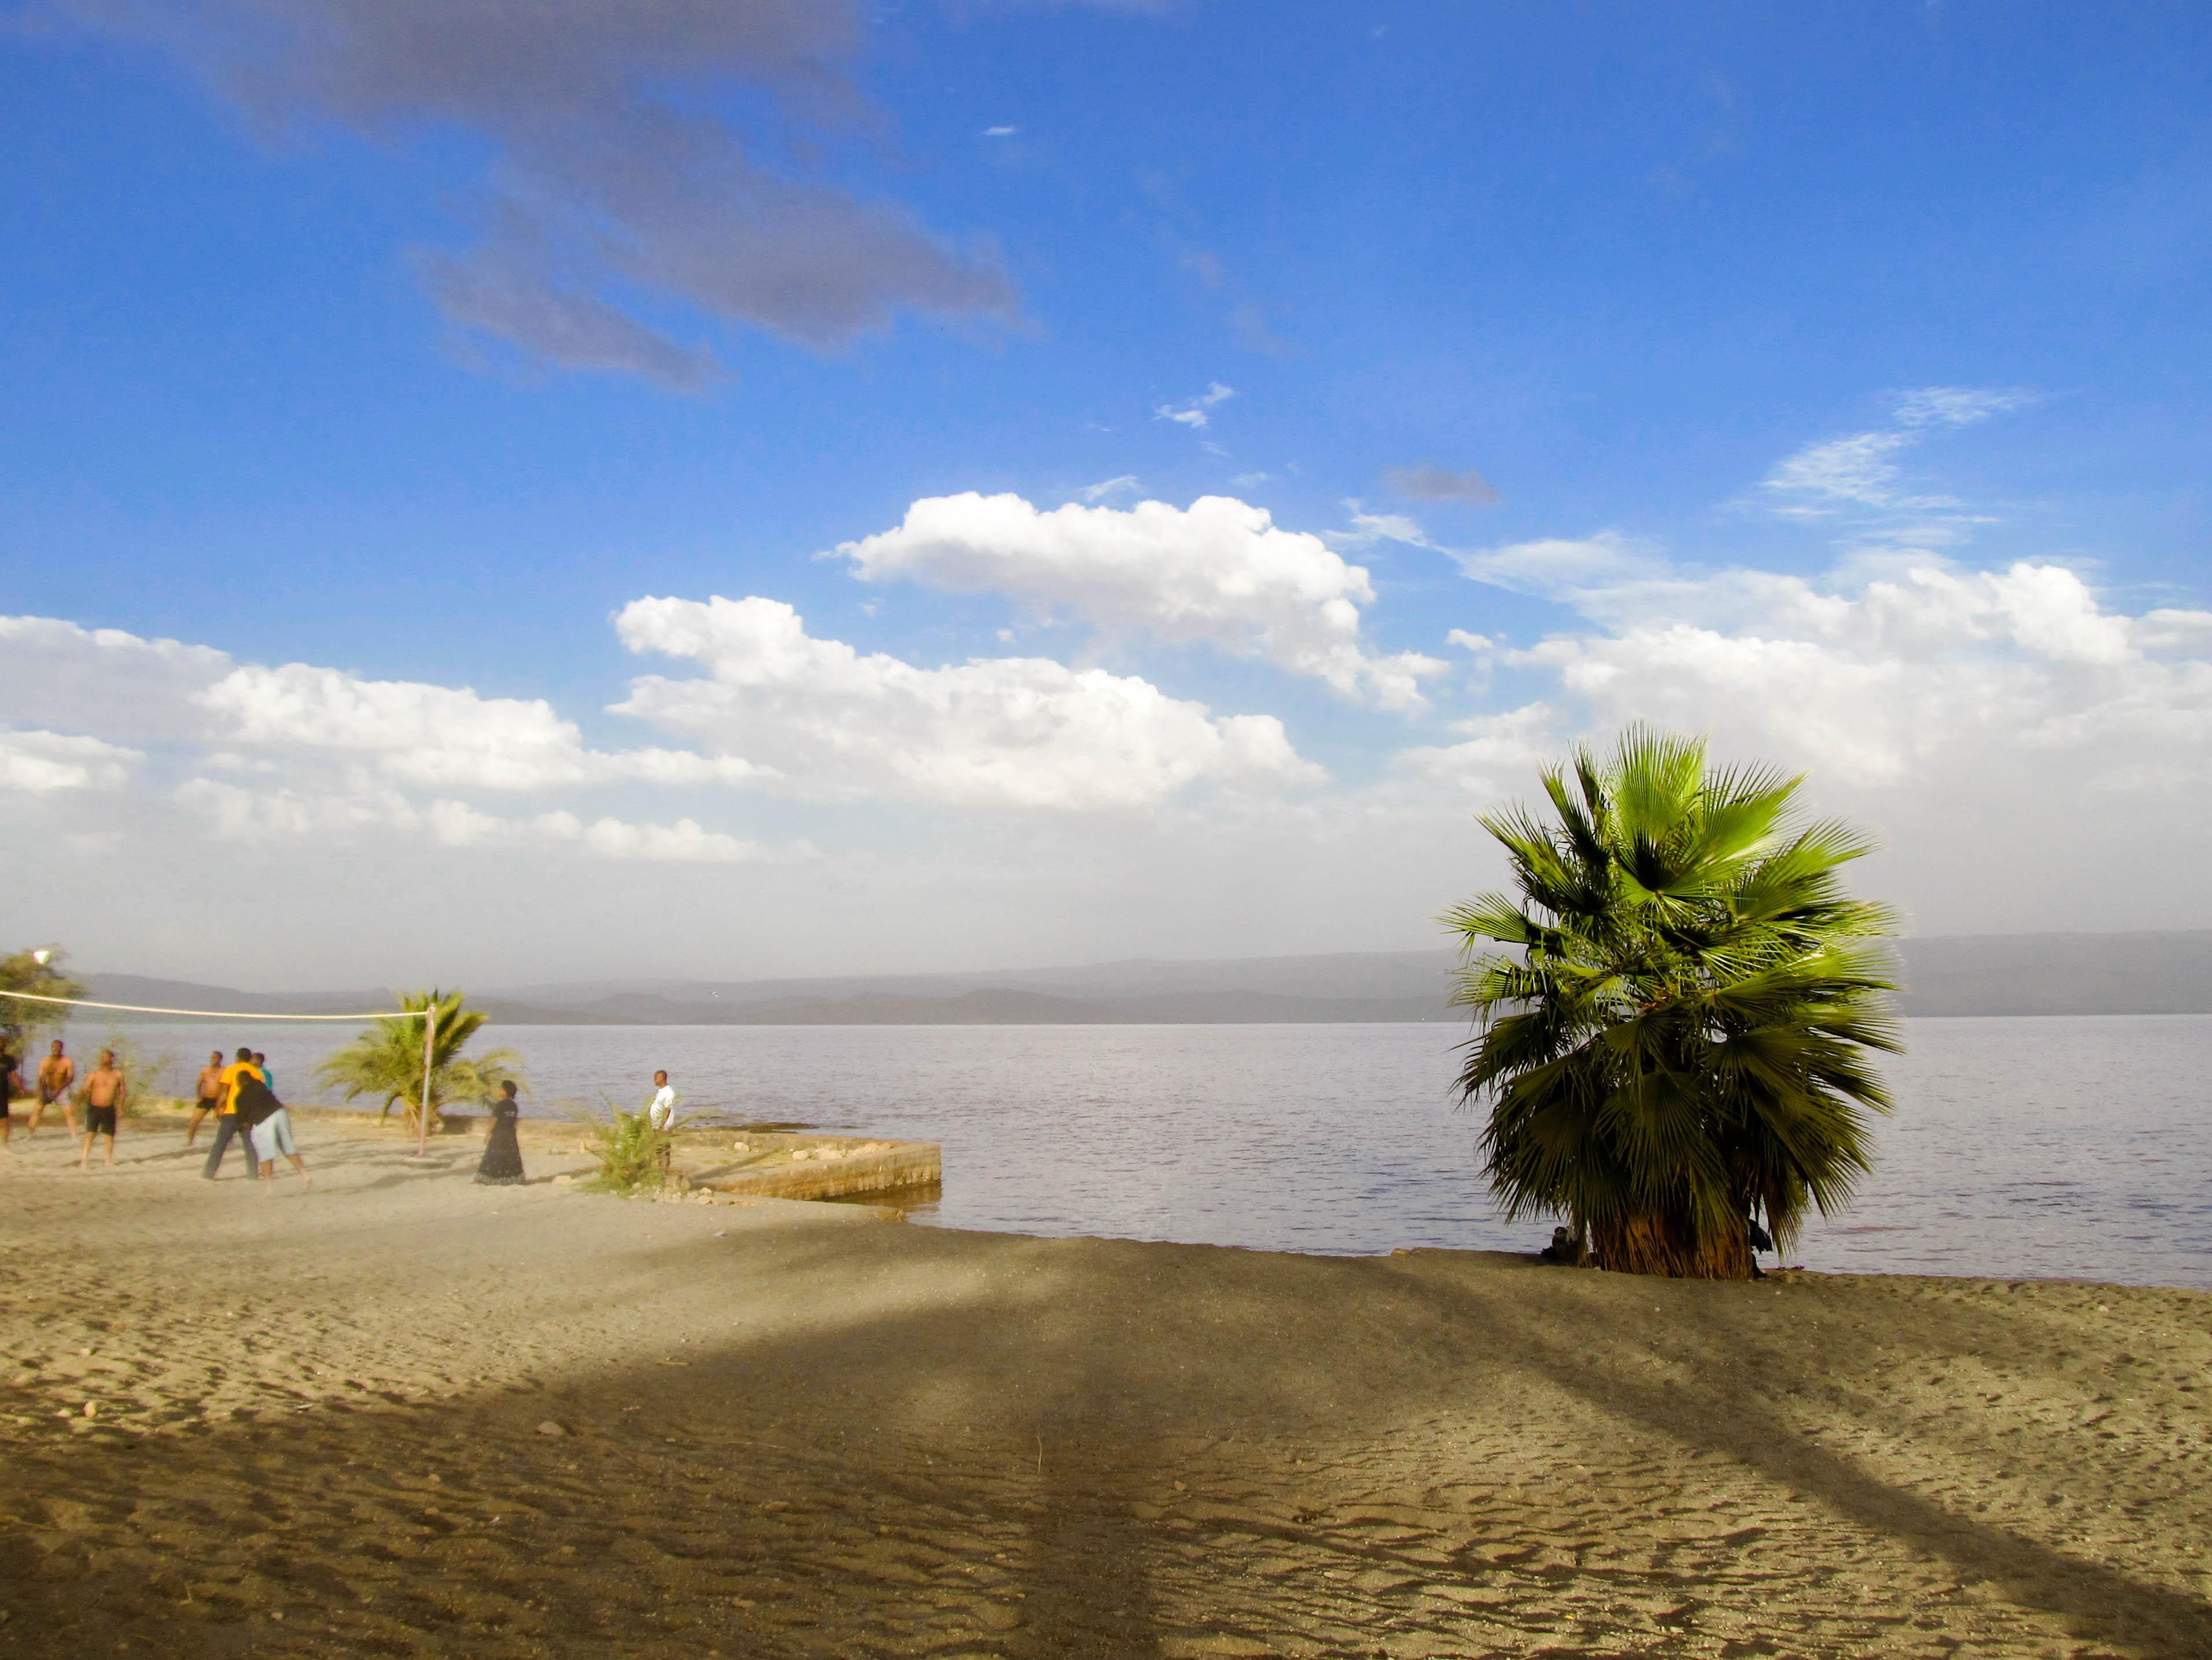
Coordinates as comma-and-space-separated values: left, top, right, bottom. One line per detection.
3, 2, 2209, 986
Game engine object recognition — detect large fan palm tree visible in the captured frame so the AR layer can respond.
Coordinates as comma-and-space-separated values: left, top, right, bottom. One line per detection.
1445, 727, 1901, 1279
315, 989, 521, 1135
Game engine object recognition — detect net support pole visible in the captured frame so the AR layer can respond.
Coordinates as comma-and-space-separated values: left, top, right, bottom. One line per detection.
418, 1004, 434, 1158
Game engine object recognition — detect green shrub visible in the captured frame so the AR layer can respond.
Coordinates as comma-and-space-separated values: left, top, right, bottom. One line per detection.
573, 1098, 672, 1194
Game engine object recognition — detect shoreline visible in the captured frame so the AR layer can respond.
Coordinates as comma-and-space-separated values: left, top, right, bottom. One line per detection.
10, 1103, 2209, 1293
58, 1017, 2212, 1287
3, 1113, 2208, 1657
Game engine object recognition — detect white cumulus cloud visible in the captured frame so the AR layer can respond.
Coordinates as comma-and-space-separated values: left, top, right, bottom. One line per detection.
177, 774, 773, 864
432, 800, 781, 862
835, 492, 1446, 708
536, 811, 778, 863
0, 616, 232, 739
611, 594, 1321, 810
199, 664, 597, 789
175, 774, 421, 842
0, 730, 142, 793
1450, 551, 2208, 792
196, 662, 767, 790
1393, 704, 1564, 800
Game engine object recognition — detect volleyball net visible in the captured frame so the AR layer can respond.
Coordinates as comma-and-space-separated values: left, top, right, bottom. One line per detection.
0, 988, 440, 1155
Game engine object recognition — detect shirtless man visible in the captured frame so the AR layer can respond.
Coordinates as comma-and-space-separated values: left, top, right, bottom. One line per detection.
78, 1050, 126, 1171
186, 1050, 224, 1147
28, 1040, 75, 1136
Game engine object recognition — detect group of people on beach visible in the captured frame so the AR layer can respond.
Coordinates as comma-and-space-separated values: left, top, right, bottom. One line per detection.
188, 1047, 311, 1186
0, 1037, 131, 1170
0, 1038, 308, 1184
2, 1036, 680, 1192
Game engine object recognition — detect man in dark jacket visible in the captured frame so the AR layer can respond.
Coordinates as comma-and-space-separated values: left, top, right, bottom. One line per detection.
235, 1070, 309, 1187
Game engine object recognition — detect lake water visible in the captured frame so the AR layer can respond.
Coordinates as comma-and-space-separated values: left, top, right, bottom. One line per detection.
82, 1015, 2212, 1289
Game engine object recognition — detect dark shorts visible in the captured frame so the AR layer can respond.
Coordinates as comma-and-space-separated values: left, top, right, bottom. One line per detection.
84, 1105, 117, 1137
196, 1096, 218, 1112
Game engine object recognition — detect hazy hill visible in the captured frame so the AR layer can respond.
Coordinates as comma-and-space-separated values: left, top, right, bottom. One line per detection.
79, 975, 628, 1027
490, 948, 1462, 1012
530, 987, 1454, 1026
1893, 932, 2212, 1017
78, 933, 2212, 1024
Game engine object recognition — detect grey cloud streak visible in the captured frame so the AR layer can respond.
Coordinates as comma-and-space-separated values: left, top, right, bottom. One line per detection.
1384, 463, 1500, 505
61, 0, 1019, 387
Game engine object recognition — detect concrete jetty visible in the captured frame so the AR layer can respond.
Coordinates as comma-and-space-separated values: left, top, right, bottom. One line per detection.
680, 1129, 942, 1203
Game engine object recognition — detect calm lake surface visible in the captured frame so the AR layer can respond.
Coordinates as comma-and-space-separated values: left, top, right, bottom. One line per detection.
94, 1015, 2212, 1287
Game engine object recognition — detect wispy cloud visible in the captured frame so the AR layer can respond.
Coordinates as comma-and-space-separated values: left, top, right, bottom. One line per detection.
1894, 386, 2037, 429
1325, 500, 1443, 553
1080, 475, 1140, 503
983, 125, 1019, 138
1763, 430, 1924, 514
1758, 385, 2036, 540
1453, 531, 1664, 599
1155, 382, 1236, 429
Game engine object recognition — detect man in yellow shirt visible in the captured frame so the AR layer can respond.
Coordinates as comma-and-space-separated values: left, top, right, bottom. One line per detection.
200, 1047, 262, 1181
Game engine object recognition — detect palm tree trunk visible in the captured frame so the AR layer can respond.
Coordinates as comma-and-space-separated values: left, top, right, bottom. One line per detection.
1591, 1212, 1754, 1279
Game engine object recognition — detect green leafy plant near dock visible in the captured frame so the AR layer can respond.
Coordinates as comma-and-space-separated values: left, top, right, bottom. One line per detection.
574, 1098, 673, 1194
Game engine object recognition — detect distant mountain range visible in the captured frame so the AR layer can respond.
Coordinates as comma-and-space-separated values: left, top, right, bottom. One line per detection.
80, 931, 2212, 1025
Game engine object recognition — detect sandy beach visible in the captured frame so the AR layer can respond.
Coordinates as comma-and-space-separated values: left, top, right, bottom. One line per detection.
2, 1109, 2207, 1659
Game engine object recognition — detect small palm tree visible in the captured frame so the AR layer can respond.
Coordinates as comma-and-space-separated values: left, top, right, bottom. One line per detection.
1444, 726, 1901, 1279
315, 989, 521, 1135
572, 1098, 674, 1194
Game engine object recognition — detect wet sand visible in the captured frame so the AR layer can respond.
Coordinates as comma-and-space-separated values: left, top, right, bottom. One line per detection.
2, 1110, 2208, 1658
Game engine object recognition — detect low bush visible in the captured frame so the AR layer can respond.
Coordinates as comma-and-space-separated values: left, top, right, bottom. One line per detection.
573, 1098, 672, 1194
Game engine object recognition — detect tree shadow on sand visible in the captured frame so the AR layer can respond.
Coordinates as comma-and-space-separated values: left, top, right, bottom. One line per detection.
5, 1216, 2206, 1658
1383, 1260, 2212, 1659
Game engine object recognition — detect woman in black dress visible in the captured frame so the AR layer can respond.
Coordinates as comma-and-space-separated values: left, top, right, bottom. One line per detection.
474, 1080, 526, 1186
